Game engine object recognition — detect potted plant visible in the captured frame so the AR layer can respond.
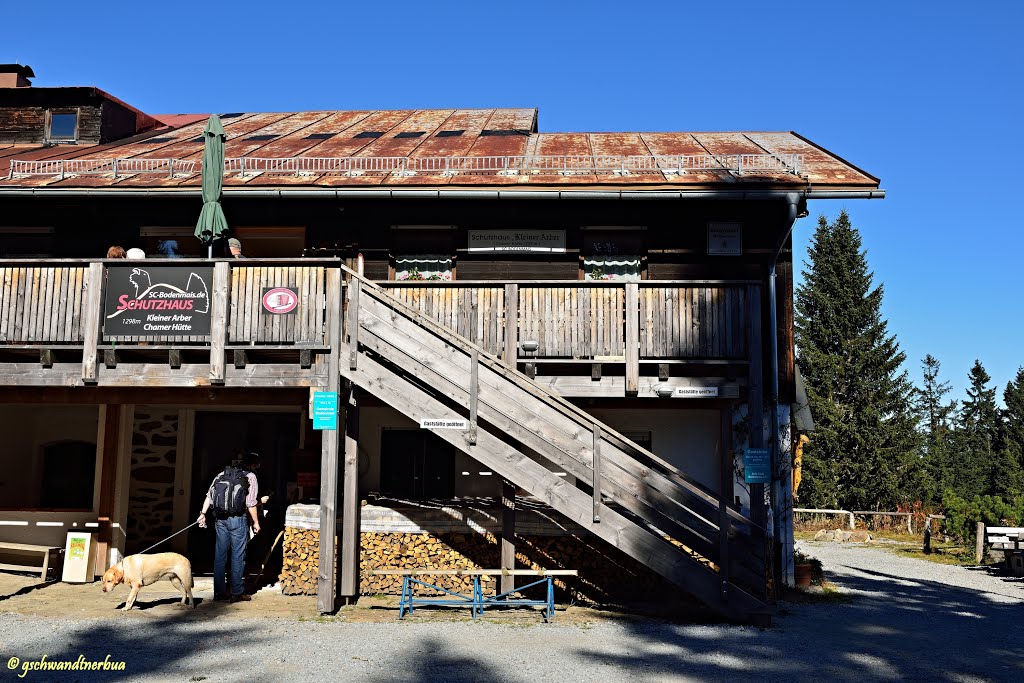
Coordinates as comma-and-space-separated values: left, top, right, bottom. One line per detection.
793, 549, 814, 587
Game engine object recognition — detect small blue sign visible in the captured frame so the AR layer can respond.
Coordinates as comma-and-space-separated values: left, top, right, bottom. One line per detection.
744, 448, 771, 484
312, 391, 338, 430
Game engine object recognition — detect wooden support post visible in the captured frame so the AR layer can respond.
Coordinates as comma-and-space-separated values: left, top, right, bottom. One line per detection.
95, 404, 120, 573
976, 521, 985, 565
591, 363, 602, 381
525, 362, 536, 379
593, 423, 602, 523
719, 406, 732, 601
169, 349, 182, 369
625, 283, 639, 396
82, 262, 104, 384
209, 261, 229, 384
233, 349, 247, 369
746, 284, 765, 530
658, 363, 670, 381
341, 390, 360, 601
300, 349, 312, 369
503, 284, 518, 367
317, 268, 343, 614
468, 349, 478, 445
103, 349, 117, 369
348, 278, 360, 371
40, 349, 54, 368
501, 479, 516, 596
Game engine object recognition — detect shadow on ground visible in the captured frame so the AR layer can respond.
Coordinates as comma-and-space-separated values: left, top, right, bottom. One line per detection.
567, 556, 1024, 681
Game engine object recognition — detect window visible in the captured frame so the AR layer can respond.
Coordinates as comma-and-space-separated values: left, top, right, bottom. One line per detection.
0, 227, 55, 258
391, 226, 455, 281
380, 430, 455, 498
583, 228, 644, 282
395, 255, 452, 281
140, 227, 205, 258
40, 441, 96, 510
47, 110, 78, 143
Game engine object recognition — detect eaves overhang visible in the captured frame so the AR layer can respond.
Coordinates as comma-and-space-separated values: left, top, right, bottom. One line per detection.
0, 187, 885, 200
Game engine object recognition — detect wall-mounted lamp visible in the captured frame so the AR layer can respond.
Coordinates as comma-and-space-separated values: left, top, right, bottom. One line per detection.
655, 385, 674, 398
520, 340, 539, 353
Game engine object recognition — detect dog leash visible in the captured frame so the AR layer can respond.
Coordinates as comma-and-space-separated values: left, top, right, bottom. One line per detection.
137, 520, 201, 555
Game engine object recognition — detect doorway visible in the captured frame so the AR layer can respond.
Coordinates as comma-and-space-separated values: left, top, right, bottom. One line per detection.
188, 411, 300, 575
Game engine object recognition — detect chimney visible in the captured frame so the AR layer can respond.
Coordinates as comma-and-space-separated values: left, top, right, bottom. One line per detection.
0, 64, 35, 88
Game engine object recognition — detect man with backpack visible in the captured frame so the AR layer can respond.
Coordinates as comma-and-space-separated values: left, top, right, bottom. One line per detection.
197, 452, 261, 602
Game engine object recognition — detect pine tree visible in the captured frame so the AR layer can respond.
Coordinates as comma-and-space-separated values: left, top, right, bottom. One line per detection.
794, 211, 919, 510
913, 354, 958, 500
952, 360, 1000, 498
997, 367, 1024, 497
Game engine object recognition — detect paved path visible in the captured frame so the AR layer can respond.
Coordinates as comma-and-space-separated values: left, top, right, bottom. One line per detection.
1, 544, 1022, 682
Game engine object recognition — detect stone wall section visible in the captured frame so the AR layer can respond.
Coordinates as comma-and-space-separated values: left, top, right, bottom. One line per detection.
126, 407, 179, 553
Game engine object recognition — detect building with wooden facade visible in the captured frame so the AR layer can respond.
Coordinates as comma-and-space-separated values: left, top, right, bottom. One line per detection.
0, 65, 882, 622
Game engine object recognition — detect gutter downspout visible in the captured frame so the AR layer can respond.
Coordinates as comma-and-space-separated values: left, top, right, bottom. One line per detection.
769, 192, 802, 589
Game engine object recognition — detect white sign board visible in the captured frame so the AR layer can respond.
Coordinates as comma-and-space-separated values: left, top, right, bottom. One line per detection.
675, 386, 719, 398
62, 530, 97, 583
468, 230, 566, 253
707, 223, 742, 256
420, 418, 469, 430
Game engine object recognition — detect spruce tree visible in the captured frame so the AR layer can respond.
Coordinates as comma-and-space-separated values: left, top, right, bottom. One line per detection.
997, 367, 1024, 497
913, 354, 958, 500
794, 211, 919, 510
953, 360, 1000, 498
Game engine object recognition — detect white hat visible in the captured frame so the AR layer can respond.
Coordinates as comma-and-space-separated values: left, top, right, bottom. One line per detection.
126, 248, 146, 259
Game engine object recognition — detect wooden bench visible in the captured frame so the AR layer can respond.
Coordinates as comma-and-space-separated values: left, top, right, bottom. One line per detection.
370, 569, 578, 622
0, 542, 63, 581
985, 527, 1024, 576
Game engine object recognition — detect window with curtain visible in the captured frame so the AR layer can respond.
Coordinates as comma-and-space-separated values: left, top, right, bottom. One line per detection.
391, 226, 456, 280
395, 255, 453, 281
583, 229, 643, 282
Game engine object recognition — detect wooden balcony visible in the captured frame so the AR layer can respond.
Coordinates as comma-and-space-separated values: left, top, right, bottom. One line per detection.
0, 260, 760, 395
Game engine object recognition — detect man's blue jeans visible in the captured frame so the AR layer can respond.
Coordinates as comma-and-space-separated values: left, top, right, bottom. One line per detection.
214, 515, 248, 598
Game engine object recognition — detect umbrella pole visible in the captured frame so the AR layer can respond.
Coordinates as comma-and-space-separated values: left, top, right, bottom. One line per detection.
208, 243, 213, 259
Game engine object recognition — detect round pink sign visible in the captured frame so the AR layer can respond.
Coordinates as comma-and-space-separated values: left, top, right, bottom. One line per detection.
262, 287, 298, 314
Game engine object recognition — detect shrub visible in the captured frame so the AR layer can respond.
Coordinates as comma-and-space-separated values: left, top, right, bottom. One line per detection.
940, 490, 1024, 544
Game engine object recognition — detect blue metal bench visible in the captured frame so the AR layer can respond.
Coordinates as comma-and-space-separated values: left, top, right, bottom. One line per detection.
372, 569, 578, 622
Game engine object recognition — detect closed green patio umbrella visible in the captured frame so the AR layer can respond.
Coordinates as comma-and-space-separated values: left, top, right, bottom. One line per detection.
194, 115, 228, 257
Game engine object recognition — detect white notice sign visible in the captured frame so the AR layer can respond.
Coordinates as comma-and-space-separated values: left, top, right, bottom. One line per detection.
420, 418, 469, 430
707, 223, 742, 256
468, 230, 566, 253
674, 387, 719, 398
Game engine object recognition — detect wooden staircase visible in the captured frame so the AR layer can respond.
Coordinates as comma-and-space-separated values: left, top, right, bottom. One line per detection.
338, 268, 770, 623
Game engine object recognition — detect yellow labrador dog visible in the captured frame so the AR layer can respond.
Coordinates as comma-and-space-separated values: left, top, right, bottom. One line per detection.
102, 553, 194, 610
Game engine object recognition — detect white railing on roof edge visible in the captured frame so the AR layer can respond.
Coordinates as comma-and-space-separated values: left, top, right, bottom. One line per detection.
9, 153, 804, 179
7, 158, 197, 179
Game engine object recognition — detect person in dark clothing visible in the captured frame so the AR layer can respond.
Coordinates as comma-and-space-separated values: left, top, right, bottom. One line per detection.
197, 452, 261, 601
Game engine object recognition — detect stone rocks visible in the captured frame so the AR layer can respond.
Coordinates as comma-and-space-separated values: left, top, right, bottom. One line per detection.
813, 528, 872, 543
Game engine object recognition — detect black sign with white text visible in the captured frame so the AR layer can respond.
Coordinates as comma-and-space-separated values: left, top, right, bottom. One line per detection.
103, 265, 213, 336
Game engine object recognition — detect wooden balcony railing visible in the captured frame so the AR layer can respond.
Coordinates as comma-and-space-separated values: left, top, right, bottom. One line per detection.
380, 280, 751, 361
0, 260, 758, 391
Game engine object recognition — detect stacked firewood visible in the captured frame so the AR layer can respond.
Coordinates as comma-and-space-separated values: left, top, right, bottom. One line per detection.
280, 526, 692, 603
279, 526, 336, 596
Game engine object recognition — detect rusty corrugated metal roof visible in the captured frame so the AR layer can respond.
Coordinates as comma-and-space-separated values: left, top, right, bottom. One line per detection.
0, 108, 879, 193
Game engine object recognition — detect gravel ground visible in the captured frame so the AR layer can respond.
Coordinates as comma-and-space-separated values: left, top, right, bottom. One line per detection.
1, 544, 1022, 682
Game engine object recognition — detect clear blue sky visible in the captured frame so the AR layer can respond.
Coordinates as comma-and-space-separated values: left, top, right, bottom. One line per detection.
8, 1, 1022, 403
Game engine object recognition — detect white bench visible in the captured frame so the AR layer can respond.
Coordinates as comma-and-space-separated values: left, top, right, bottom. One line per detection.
0, 542, 63, 581
985, 527, 1024, 576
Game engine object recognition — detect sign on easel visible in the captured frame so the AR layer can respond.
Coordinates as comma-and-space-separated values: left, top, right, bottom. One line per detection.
312, 392, 338, 430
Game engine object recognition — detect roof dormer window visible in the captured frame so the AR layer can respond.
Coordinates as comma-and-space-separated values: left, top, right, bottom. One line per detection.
46, 109, 78, 143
